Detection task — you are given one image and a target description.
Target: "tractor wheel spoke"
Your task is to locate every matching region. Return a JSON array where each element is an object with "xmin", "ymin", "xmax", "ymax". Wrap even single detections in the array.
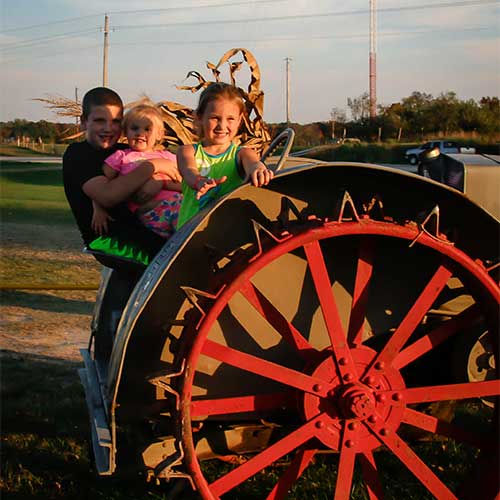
[
  {"xmin": 239, "ymin": 280, "xmax": 316, "ymax": 360},
  {"xmin": 394, "ymin": 304, "xmax": 480, "ymax": 369},
  {"xmin": 359, "ymin": 452, "xmax": 384, "ymax": 500},
  {"xmin": 371, "ymin": 426, "xmax": 458, "ymax": 499},
  {"xmin": 347, "ymin": 239, "xmax": 375, "ymax": 346},
  {"xmin": 209, "ymin": 416, "xmax": 320, "ymax": 496},
  {"xmin": 334, "ymin": 442, "xmax": 357, "ymax": 500},
  {"xmin": 303, "ymin": 240, "xmax": 356, "ymax": 376},
  {"xmin": 266, "ymin": 449, "xmax": 316, "ymax": 500},
  {"xmin": 191, "ymin": 391, "xmax": 296, "ymax": 418},
  {"xmin": 402, "ymin": 407, "xmax": 488, "ymax": 449},
  {"xmin": 368, "ymin": 264, "xmax": 452, "ymax": 372},
  {"xmin": 395, "ymin": 379, "xmax": 500, "ymax": 404},
  {"xmin": 202, "ymin": 339, "xmax": 330, "ymax": 396}
]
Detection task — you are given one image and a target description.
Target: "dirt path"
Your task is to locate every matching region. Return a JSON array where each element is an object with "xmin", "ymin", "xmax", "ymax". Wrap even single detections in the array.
[{"xmin": 0, "ymin": 222, "xmax": 100, "ymax": 363}]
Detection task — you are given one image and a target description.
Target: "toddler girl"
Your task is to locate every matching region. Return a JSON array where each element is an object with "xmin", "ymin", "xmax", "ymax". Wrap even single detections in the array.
[
  {"xmin": 176, "ymin": 82, "xmax": 273, "ymax": 228},
  {"xmin": 93, "ymin": 104, "xmax": 182, "ymax": 239}
]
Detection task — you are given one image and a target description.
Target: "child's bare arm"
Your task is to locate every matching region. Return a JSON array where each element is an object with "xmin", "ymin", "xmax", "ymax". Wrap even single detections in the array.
[
  {"xmin": 177, "ymin": 145, "xmax": 226, "ymax": 199},
  {"xmin": 83, "ymin": 162, "xmax": 154, "ymax": 208},
  {"xmin": 239, "ymin": 148, "xmax": 274, "ymax": 187},
  {"xmin": 149, "ymin": 158, "xmax": 182, "ymax": 182},
  {"xmin": 91, "ymin": 200, "xmax": 114, "ymax": 235}
]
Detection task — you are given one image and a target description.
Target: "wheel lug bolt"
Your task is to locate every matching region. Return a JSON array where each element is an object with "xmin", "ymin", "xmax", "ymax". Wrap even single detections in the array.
[
  {"xmin": 313, "ymin": 384, "xmax": 322, "ymax": 392},
  {"xmin": 315, "ymin": 421, "xmax": 324, "ymax": 429},
  {"xmin": 392, "ymin": 392, "xmax": 403, "ymax": 402},
  {"xmin": 368, "ymin": 415, "xmax": 377, "ymax": 423},
  {"xmin": 380, "ymin": 428, "xmax": 389, "ymax": 436},
  {"xmin": 347, "ymin": 422, "xmax": 358, "ymax": 430},
  {"xmin": 374, "ymin": 361, "xmax": 385, "ymax": 370},
  {"xmin": 345, "ymin": 440, "xmax": 354, "ymax": 448},
  {"xmin": 365, "ymin": 376, "xmax": 377, "ymax": 386},
  {"xmin": 328, "ymin": 389, "xmax": 335, "ymax": 397},
  {"xmin": 375, "ymin": 393, "xmax": 386, "ymax": 403},
  {"xmin": 343, "ymin": 373, "xmax": 353, "ymax": 382},
  {"xmin": 338, "ymin": 357, "xmax": 347, "ymax": 365}
]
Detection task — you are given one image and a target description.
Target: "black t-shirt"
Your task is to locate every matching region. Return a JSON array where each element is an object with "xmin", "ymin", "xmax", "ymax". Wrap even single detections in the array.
[
  {"xmin": 63, "ymin": 141, "xmax": 128, "ymax": 245},
  {"xmin": 62, "ymin": 141, "xmax": 163, "ymax": 256}
]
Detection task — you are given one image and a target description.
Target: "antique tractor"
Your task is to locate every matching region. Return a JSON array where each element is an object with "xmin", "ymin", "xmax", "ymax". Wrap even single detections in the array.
[{"xmin": 79, "ymin": 129, "xmax": 499, "ymax": 499}]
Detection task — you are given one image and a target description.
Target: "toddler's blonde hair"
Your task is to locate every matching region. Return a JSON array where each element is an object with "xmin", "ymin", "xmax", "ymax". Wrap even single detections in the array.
[{"xmin": 123, "ymin": 104, "xmax": 164, "ymax": 144}]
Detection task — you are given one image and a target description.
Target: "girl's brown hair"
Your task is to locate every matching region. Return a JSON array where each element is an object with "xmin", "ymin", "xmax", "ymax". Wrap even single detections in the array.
[{"xmin": 196, "ymin": 82, "xmax": 245, "ymax": 117}]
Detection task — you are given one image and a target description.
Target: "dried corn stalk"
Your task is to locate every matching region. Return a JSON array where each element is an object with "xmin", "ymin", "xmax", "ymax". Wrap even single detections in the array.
[{"xmin": 35, "ymin": 48, "xmax": 270, "ymax": 153}]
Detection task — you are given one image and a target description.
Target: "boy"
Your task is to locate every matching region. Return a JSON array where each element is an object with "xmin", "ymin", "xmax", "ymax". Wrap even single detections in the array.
[{"xmin": 63, "ymin": 87, "xmax": 180, "ymax": 269}]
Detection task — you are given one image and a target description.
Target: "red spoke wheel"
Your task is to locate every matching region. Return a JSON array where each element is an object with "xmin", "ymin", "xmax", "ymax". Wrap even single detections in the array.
[{"xmin": 177, "ymin": 218, "xmax": 499, "ymax": 499}]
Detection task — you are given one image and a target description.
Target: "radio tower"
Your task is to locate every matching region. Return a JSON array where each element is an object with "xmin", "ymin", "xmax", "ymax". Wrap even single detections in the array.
[{"xmin": 369, "ymin": 0, "xmax": 377, "ymax": 118}]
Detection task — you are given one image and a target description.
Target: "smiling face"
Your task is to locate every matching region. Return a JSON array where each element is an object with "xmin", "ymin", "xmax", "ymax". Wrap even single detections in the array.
[
  {"xmin": 125, "ymin": 117, "xmax": 160, "ymax": 153},
  {"xmin": 81, "ymin": 104, "xmax": 122, "ymax": 150},
  {"xmin": 198, "ymin": 98, "xmax": 242, "ymax": 152}
]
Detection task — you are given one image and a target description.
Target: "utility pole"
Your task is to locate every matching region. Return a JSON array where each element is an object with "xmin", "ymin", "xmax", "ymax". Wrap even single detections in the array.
[
  {"xmin": 75, "ymin": 87, "xmax": 79, "ymax": 125},
  {"xmin": 285, "ymin": 57, "xmax": 291, "ymax": 123},
  {"xmin": 369, "ymin": 0, "xmax": 377, "ymax": 118},
  {"xmin": 103, "ymin": 14, "xmax": 109, "ymax": 87}
]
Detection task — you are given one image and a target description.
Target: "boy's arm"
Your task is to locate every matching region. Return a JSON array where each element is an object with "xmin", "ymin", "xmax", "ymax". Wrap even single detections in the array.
[
  {"xmin": 83, "ymin": 162, "xmax": 154, "ymax": 208},
  {"xmin": 103, "ymin": 163, "xmax": 119, "ymax": 179},
  {"xmin": 239, "ymin": 148, "xmax": 274, "ymax": 187},
  {"xmin": 177, "ymin": 145, "xmax": 226, "ymax": 199}
]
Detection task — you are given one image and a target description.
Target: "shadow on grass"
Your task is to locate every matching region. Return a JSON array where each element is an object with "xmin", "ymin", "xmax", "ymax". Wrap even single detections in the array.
[
  {"xmin": 0, "ymin": 351, "xmax": 181, "ymax": 500},
  {"xmin": 0, "ymin": 290, "xmax": 93, "ymax": 315}
]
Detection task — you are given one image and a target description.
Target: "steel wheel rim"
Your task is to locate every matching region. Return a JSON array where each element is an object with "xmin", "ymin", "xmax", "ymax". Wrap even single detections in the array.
[{"xmin": 178, "ymin": 220, "xmax": 499, "ymax": 499}]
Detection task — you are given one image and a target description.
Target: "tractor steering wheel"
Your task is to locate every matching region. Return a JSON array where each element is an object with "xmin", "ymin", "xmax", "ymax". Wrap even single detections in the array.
[{"xmin": 261, "ymin": 128, "xmax": 295, "ymax": 173}]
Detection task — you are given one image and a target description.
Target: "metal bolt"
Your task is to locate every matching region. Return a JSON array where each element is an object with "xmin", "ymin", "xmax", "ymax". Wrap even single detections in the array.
[
  {"xmin": 375, "ymin": 393, "xmax": 386, "ymax": 403},
  {"xmin": 338, "ymin": 357, "xmax": 347, "ymax": 366},
  {"xmin": 374, "ymin": 361, "xmax": 385, "ymax": 370},
  {"xmin": 365, "ymin": 376, "xmax": 377, "ymax": 386},
  {"xmin": 392, "ymin": 392, "xmax": 403, "ymax": 402},
  {"xmin": 347, "ymin": 421, "xmax": 358, "ymax": 431},
  {"xmin": 345, "ymin": 440, "xmax": 354, "ymax": 448},
  {"xmin": 368, "ymin": 415, "xmax": 377, "ymax": 423},
  {"xmin": 380, "ymin": 428, "xmax": 389, "ymax": 436},
  {"xmin": 315, "ymin": 421, "xmax": 325, "ymax": 429},
  {"xmin": 313, "ymin": 384, "xmax": 322, "ymax": 392},
  {"xmin": 343, "ymin": 373, "xmax": 353, "ymax": 382},
  {"xmin": 328, "ymin": 389, "xmax": 336, "ymax": 398}
]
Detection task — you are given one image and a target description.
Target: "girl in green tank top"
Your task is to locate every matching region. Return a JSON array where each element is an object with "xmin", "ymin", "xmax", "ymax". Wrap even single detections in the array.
[{"xmin": 176, "ymin": 82, "xmax": 274, "ymax": 228}]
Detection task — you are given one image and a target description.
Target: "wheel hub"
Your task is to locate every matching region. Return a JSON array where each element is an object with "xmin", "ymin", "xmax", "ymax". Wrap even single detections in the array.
[{"xmin": 303, "ymin": 345, "xmax": 406, "ymax": 451}]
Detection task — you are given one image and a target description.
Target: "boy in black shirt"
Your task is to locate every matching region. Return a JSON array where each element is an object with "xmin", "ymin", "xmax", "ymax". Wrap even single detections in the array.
[{"xmin": 63, "ymin": 87, "xmax": 180, "ymax": 269}]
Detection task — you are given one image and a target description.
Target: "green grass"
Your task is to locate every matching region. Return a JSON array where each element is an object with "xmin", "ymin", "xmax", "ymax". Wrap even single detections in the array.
[{"xmin": 0, "ymin": 164, "xmax": 73, "ymax": 225}]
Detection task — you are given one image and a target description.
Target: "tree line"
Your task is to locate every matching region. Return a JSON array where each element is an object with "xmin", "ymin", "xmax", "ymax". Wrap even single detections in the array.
[
  {"xmin": 272, "ymin": 91, "xmax": 499, "ymax": 148},
  {"xmin": 2, "ymin": 90, "xmax": 498, "ymax": 148},
  {"xmin": 0, "ymin": 119, "xmax": 78, "ymax": 143}
]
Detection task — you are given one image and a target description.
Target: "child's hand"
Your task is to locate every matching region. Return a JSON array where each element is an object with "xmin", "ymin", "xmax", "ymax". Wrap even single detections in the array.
[
  {"xmin": 249, "ymin": 162, "xmax": 274, "ymax": 187},
  {"xmin": 195, "ymin": 176, "xmax": 227, "ymax": 200},
  {"xmin": 91, "ymin": 201, "xmax": 114, "ymax": 235}
]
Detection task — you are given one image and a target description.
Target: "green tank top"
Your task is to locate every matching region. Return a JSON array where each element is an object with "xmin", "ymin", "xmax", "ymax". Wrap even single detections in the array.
[{"xmin": 177, "ymin": 142, "xmax": 243, "ymax": 228}]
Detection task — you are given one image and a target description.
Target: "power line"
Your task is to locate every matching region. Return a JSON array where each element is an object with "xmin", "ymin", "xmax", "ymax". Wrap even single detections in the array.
[
  {"xmin": 113, "ymin": 0, "xmax": 499, "ymax": 31},
  {"xmin": 0, "ymin": 28, "xmax": 100, "ymax": 53},
  {"xmin": 4, "ymin": 25, "xmax": 494, "ymax": 64},
  {"xmin": 0, "ymin": 0, "xmax": 285, "ymax": 34}
]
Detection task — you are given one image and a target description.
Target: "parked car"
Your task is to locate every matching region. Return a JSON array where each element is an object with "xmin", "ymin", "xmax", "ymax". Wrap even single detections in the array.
[{"xmin": 405, "ymin": 140, "xmax": 460, "ymax": 165}]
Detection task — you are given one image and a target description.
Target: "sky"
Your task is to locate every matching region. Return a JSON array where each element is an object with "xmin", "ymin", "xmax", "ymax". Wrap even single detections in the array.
[{"xmin": 1, "ymin": 0, "xmax": 499, "ymax": 124}]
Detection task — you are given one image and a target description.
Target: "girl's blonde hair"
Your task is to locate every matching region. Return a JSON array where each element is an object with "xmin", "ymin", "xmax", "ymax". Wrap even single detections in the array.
[{"xmin": 123, "ymin": 104, "xmax": 164, "ymax": 144}]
